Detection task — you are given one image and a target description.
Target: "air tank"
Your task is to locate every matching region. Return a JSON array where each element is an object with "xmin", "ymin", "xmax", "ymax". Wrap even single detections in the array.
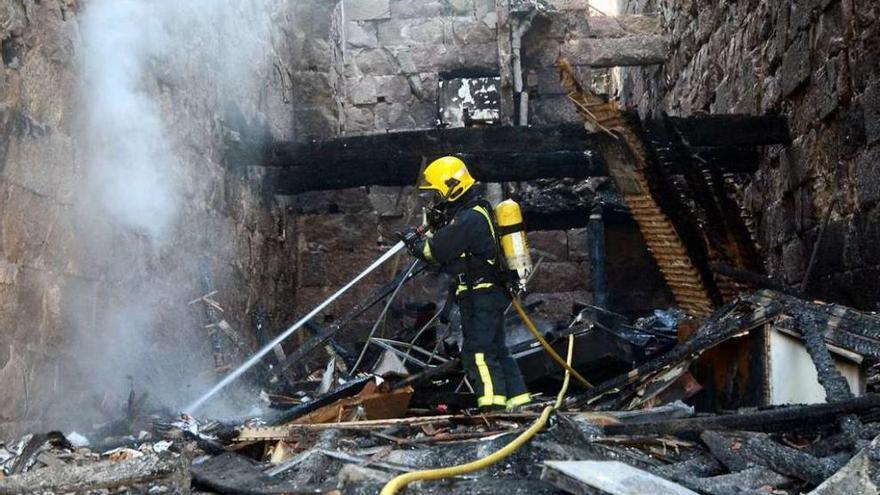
[{"xmin": 494, "ymin": 199, "xmax": 533, "ymax": 292}]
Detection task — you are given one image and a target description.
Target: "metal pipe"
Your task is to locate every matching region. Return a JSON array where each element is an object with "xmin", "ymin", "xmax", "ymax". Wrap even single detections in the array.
[
  {"xmin": 184, "ymin": 241, "xmax": 406, "ymax": 414},
  {"xmin": 369, "ymin": 339, "xmax": 432, "ymax": 368},
  {"xmin": 510, "ymin": 12, "xmax": 536, "ymax": 127},
  {"xmin": 401, "ymin": 305, "xmax": 444, "ymax": 366},
  {"xmin": 350, "ymin": 259, "xmax": 419, "ymax": 374},
  {"xmin": 374, "ymin": 338, "xmax": 449, "ymax": 363},
  {"xmin": 588, "ymin": 205, "xmax": 607, "ymax": 309}
]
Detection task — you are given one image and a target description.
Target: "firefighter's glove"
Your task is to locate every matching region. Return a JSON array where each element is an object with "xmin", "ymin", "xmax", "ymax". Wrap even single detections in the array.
[
  {"xmin": 397, "ymin": 227, "xmax": 425, "ymax": 259},
  {"xmin": 425, "ymin": 205, "xmax": 448, "ymax": 231}
]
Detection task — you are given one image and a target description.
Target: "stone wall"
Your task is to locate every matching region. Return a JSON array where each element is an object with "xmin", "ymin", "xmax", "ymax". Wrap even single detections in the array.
[
  {"xmin": 339, "ymin": 0, "xmax": 500, "ymax": 134},
  {"xmin": 0, "ymin": 1, "xmax": 299, "ymax": 438},
  {"xmin": 620, "ymin": 0, "xmax": 880, "ymax": 309},
  {"xmin": 523, "ymin": 0, "xmax": 606, "ymax": 126},
  {"xmin": 285, "ymin": 0, "xmax": 674, "ymax": 332}
]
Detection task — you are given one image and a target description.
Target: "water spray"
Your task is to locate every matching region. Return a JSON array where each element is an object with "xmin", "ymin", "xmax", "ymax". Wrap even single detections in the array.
[{"xmin": 184, "ymin": 241, "xmax": 406, "ymax": 414}]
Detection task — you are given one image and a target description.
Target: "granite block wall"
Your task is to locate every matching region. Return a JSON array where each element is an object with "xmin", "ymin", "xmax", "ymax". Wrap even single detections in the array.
[
  {"xmin": 286, "ymin": 0, "xmax": 674, "ymax": 330},
  {"xmin": 620, "ymin": 0, "xmax": 880, "ymax": 309},
  {"xmin": 0, "ymin": 0, "xmax": 300, "ymax": 438}
]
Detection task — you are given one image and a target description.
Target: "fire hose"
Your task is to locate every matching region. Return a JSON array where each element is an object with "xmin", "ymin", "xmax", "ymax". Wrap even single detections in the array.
[
  {"xmin": 186, "ymin": 238, "xmax": 593, "ymax": 415},
  {"xmin": 380, "ymin": 332, "xmax": 576, "ymax": 495},
  {"xmin": 509, "ymin": 295, "xmax": 594, "ymax": 389},
  {"xmin": 184, "ymin": 241, "xmax": 407, "ymax": 414}
]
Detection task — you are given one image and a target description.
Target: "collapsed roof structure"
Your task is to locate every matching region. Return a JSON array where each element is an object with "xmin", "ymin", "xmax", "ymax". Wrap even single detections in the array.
[{"xmin": 2, "ymin": 0, "xmax": 879, "ymax": 494}]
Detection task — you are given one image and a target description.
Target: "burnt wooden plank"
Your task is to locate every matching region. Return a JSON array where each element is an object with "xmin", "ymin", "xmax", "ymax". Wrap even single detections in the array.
[
  {"xmin": 190, "ymin": 452, "xmax": 323, "ymax": 494},
  {"xmin": 266, "ymin": 124, "xmax": 598, "ymax": 166},
  {"xmin": 0, "ymin": 455, "xmax": 186, "ymax": 494},
  {"xmin": 262, "ymin": 119, "xmax": 781, "ymax": 194},
  {"xmin": 605, "ymin": 394, "xmax": 880, "ymax": 436},
  {"xmin": 701, "ymin": 431, "xmax": 847, "ymax": 486},
  {"xmin": 268, "ymin": 149, "xmax": 607, "ymax": 194},
  {"xmin": 669, "ymin": 114, "xmax": 791, "ymax": 147}
]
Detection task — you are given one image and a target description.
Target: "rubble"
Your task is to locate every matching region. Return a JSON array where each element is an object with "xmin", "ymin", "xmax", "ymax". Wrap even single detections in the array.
[
  {"xmin": 2, "ymin": 287, "xmax": 879, "ymax": 494},
  {"xmin": 3, "ymin": 0, "xmax": 878, "ymax": 493}
]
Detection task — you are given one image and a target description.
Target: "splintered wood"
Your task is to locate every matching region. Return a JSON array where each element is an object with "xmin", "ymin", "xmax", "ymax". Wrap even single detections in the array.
[{"xmin": 556, "ymin": 58, "xmax": 715, "ymax": 316}]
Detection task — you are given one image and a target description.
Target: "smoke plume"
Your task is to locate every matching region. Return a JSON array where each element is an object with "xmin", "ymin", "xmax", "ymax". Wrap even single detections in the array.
[{"xmin": 62, "ymin": 0, "xmax": 277, "ymax": 427}]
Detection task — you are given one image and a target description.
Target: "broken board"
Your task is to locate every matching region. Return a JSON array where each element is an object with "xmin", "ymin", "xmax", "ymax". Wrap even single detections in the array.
[
  {"xmin": 541, "ymin": 460, "xmax": 698, "ymax": 495},
  {"xmin": 191, "ymin": 452, "xmax": 323, "ymax": 494}
]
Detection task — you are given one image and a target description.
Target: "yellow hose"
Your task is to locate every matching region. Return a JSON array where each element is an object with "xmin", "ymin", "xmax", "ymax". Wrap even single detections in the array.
[
  {"xmin": 510, "ymin": 296, "xmax": 594, "ymax": 389},
  {"xmin": 380, "ymin": 334, "xmax": 576, "ymax": 495}
]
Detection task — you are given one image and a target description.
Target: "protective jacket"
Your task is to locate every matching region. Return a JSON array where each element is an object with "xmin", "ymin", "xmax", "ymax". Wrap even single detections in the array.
[
  {"xmin": 419, "ymin": 195, "xmax": 502, "ymax": 296},
  {"xmin": 415, "ymin": 192, "xmax": 530, "ymax": 409}
]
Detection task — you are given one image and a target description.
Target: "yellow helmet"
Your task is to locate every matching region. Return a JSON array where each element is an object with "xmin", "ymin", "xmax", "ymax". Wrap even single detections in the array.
[{"xmin": 418, "ymin": 156, "xmax": 475, "ymax": 202}]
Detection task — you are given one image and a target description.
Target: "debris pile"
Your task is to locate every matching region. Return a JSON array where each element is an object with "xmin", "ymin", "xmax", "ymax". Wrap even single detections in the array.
[{"xmin": 2, "ymin": 289, "xmax": 880, "ymax": 494}]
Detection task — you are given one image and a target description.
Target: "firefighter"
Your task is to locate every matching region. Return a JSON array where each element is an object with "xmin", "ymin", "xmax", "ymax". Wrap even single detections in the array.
[{"xmin": 400, "ymin": 156, "xmax": 531, "ymax": 411}]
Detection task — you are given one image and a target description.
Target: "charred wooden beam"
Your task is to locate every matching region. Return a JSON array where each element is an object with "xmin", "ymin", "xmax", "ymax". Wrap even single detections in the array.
[
  {"xmin": 268, "ymin": 151, "xmax": 603, "ymax": 194},
  {"xmin": 0, "ymin": 455, "xmax": 187, "ymax": 494},
  {"xmin": 263, "ymin": 120, "xmax": 781, "ymax": 195},
  {"xmin": 522, "ymin": 203, "xmax": 631, "ymax": 231},
  {"xmin": 702, "ymin": 430, "xmax": 847, "ymax": 486},
  {"xmin": 266, "ymin": 127, "xmax": 607, "ymax": 194},
  {"xmin": 797, "ymin": 316, "xmax": 867, "ymax": 444},
  {"xmin": 191, "ymin": 452, "xmax": 322, "ymax": 494},
  {"xmin": 766, "ymin": 291, "xmax": 880, "ymax": 360},
  {"xmin": 668, "ymin": 114, "xmax": 791, "ymax": 147},
  {"xmin": 267, "ymin": 124, "xmax": 598, "ymax": 166},
  {"xmin": 604, "ymin": 394, "xmax": 880, "ymax": 437}
]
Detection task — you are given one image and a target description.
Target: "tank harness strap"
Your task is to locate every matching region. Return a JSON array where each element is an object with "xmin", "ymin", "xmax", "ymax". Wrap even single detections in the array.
[
  {"xmin": 457, "ymin": 204, "xmax": 500, "ymax": 296},
  {"xmin": 496, "ymin": 222, "xmax": 524, "ymax": 237}
]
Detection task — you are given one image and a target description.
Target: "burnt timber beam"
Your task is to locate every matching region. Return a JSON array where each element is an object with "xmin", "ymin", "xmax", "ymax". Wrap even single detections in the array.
[
  {"xmin": 263, "ymin": 118, "xmax": 788, "ymax": 195},
  {"xmin": 668, "ymin": 114, "xmax": 792, "ymax": 147},
  {"xmin": 604, "ymin": 393, "xmax": 880, "ymax": 436},
  {"xmin": 268, "ymin": 150, "xmax": 605, "ymax": 195},
  {"xmin": 267, "ymin": 124, "xmax": 598, "ymax": 165},
  {"xmin": 522, "ymin": 203, "xmax": 631, "ymax": 231},
  {"xmin": 265, "ymin": 125, "xmax": 607, "ymax": 195}
]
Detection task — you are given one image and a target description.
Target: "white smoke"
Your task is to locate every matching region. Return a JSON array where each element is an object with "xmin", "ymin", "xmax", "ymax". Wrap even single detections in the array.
[
  {"xmin": 64, "ymin": 0, "xmax": 278, "ymax": 425},
  {"xmin": 81, "ymin": 2, "xmax": 177, "ymax": 239},
  {"xmin": 81, "ymin": 0, "xmax": 274, "ymax": 239}
]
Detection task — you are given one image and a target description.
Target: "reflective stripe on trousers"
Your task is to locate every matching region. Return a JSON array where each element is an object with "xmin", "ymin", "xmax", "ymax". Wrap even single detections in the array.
[
  {"xmin": 506, "ymin": 392, "xmax": 532, "ymax": 408},
  {"xmin": 474, "ymin": 352, "xmax": 495, "ymax": 405}
]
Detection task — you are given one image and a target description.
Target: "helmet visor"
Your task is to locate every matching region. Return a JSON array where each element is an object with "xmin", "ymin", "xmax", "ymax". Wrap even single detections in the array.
[{"xmin": 419, "ymin": 189, "xmax": 446, "ymax": 207}]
